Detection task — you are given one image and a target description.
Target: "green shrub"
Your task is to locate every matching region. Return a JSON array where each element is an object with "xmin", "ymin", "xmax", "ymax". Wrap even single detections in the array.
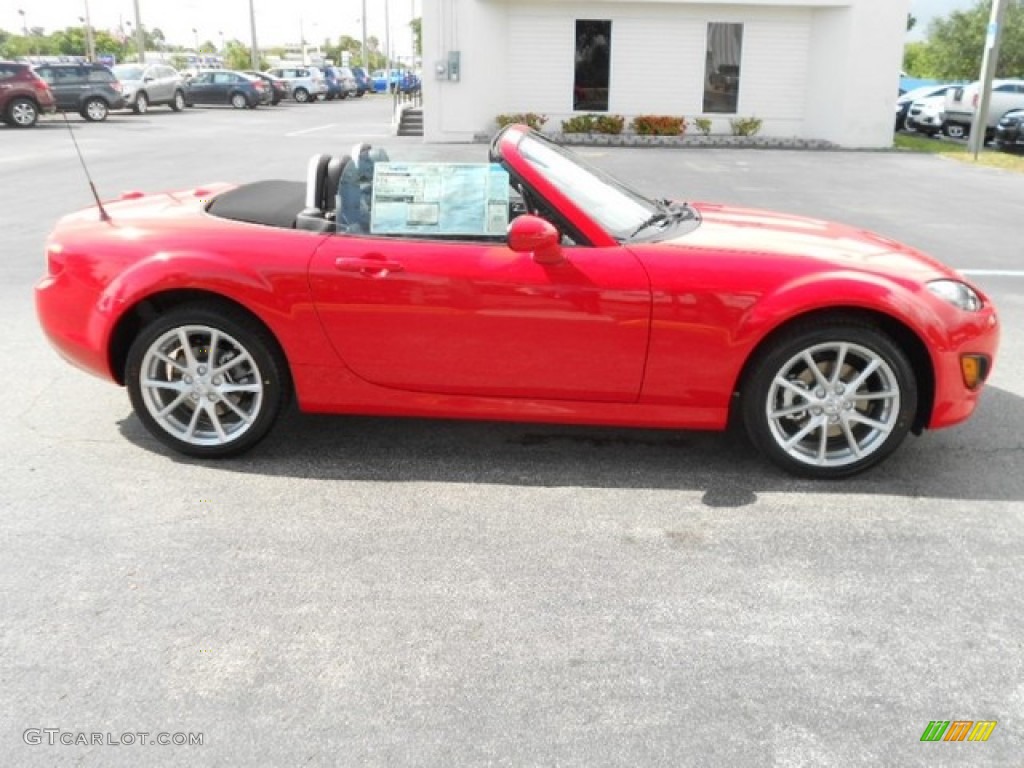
[
  {"xmin": 630, "ymin": 115, "xmax": 687, "ymax": 136},
  {"xmin": 729, "ymin": 116, "xmax": 763, "ymax": 137},
  {"xmin": 561, "ymin": 113, "xmax": 625, "ymax": 134},
  {"xmin": 495, "ymin": 113, "xmax": 548, "ymax": 130},
  {"xmin": 694, "ymin": 118, "xmax": 713, "ymax": 136}
]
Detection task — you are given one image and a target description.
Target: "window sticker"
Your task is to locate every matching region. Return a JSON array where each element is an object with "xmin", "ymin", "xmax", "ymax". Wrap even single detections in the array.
[{"xmin": 370, "ymin": 163, "xmax": 510, "ymax": 236}]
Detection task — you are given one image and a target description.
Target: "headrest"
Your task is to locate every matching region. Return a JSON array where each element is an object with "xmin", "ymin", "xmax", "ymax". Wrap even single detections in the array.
[
  {"xmin": 304, "ymin": 154, "xmax": 331, "ymax": 210},
  {"xmin": 323, "ymin": 155, "xmax": 349, "ymax": 211}
]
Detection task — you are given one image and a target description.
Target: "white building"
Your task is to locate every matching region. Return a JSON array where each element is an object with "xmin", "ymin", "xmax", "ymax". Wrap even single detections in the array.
[{"xmin": 422, "ymin": 0, "xmax": 910, "ymax": 147}]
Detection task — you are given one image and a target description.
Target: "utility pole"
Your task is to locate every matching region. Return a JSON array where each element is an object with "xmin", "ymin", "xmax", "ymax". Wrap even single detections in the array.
[
  {"xmin": 132, "ymin": 0, "xmax": 145, "ymax": 63},
  {"xmin": 249, "ymin": 0, "xmax": 260, "ymax": 69},
  {"xmin": 83, "ymin": 0, "xmax": 96, "ymax": 61},
  {"xmin": 968, "ymin": 0, "xmax": 1010, "ymax": 158},
  {"xmin": 385, "ymin": 0, "xmax": 391, "ymax": 72},
  {"xmin": 361, "ymin": 0, "xmax": 367, "ymax": 69}
]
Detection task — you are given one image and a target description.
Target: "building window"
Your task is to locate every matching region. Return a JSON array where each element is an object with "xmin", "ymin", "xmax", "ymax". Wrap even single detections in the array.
[
  {"xmin": 574, "ymin": 20, "xmax": 611, "ymax": 112},
  {"xmin": 703, "ymin": 22, "xmax": 743, "ymax": 114}
]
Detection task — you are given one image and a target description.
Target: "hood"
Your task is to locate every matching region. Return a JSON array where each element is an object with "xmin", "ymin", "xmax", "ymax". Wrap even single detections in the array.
[{"xmin": 666, "ymin": 203, "xmax": 953, "ymax": 282}]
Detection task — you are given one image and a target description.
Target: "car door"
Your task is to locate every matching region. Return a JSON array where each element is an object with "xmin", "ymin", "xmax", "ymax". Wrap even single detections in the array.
[
  {"xmin": 187, "ymin": 72, "xmax": 215, "ymax": 104},
  {"xmin": 308, "ymin": 232, "xmax": 651, "ymax": 403},
  {"xmin": 148, "ymin": 66, "xmax": 170, "ymax": 103},
  {"xmin": 35, "ymin": 67, "xmax": 76, "ymax": 110}
]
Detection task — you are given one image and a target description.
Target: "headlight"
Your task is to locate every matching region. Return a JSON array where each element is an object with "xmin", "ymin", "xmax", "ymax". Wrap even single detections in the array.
[{"xmin": 927, "ymin": 280, "xmax": 983, "ymax": 311}]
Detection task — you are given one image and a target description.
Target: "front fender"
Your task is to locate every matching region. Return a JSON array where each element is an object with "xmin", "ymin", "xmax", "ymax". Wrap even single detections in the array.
[{"xmin": 735, "ymin": 270, "xmax": 946, "ymax": 354}]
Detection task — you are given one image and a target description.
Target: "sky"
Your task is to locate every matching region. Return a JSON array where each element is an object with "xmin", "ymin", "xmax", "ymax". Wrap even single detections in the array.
[
  {"xmin": 1, "ymin": 0, "xmax": 421, "ymax": 55},
  {"xmin": 1, "ymin": 0, "xmax": 974, "ymax": 51}
]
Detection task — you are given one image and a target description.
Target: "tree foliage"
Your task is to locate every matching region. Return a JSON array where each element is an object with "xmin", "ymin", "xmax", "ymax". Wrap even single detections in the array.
[{"xmin": 918, "ymin": 0, "xmax": 1024, "ymax": 79}]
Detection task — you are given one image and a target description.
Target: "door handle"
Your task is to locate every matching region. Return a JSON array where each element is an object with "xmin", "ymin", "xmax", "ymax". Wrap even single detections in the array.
[{"xmin": 334, "ymin": 257, "xmax": 404, "ymax": 276}]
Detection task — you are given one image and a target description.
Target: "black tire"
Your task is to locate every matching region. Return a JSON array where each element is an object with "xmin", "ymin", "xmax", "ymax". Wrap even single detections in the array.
[
  {"xmin": 171, "ymin": 90, "xmax": 186, "ymax": 112},
  {"xmin": 943, "ymin": 122, "xmax": 968, "ymax": 140},
  {"xmin": 125, "ymin": 305, "xmax": 289, "ymax": 458},
  {"xmin": 741, "ymin": 321, "xmax": 917, "ymax": 478},
  {"xmin": 230, "ymin": 92, "xmax": 248, "ymax": 109},
  {"xmin": 81, "ymin": 97, "xmax": 109, "ymax": 122},
  {"xmin": 293, "ymin": 87, "xmax": 310, "ymax": 103},
  {"xmin": 133, "ymin": 91, "xmax": 149, "ymax": 114},
  {"xmin": 5, "ymin": 96, "xmax": 39, "ymax": 127}
]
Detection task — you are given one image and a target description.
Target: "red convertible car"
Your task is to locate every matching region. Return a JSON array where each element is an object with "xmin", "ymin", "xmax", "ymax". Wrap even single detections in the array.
[{"xmin": 36, "ymin": 126, "xmax": 999, "ymax": 477}]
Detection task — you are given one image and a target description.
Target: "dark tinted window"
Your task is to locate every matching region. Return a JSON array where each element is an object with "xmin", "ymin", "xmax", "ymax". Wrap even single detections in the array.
[
  {"xmin": 0, "ymin": 64, "xmax": 16, "ymax": 79},
  {"xmin": 87, "ymin": 68, "xmax": 115, "ymax": 83},
  {"xmin": 573, "ymin": 20, "xmax": 611, "ymax": 112},
  {"xmin": 704, "ymin": 22, "xmax": 744, "ymax": 114}
]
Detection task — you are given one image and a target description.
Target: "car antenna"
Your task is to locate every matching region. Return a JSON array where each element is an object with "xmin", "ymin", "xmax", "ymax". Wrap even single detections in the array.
[{"xmin": 62, "ymin": 111, "xmax": 110, "ymax": 222}]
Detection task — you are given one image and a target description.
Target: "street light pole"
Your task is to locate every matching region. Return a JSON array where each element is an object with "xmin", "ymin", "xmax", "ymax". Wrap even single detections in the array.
[
  {"xmin": 361, "ymin": 0, "xmax": 368, "ymax": 68},
  {"xmin": 83, "ymin": 0, "xmax": 96, "ymax": 61},
  {"xmin": 248, "ymin": 0, "xmax": 260, "ymax": 70},
  {"xmin": 968, "ymin": 0, "xmax": 1010, "ymax": 158},
  {"xmin": 132, "ymin": 0, "xmax": 145, "ymax": 63}
]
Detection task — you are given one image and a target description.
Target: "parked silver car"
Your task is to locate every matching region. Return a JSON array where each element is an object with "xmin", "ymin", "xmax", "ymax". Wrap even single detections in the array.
[{"xmin": 112, "ymin": 63, "xmax": 186, "ymax": 114}]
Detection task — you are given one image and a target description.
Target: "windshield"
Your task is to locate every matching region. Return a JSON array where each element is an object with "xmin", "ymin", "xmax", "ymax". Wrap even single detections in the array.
[
  {"xmin": 515, "ymin": 134, "xmax": 657, "ymax": 240},
  {"xmin": 113, "ymin": 65, "xmax": 144, "ymax": 80}
]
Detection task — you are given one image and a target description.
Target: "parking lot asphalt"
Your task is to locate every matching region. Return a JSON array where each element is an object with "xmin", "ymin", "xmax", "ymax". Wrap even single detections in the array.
[{"xmin": 1, "ymin": 96, "xmax": 1022, "ymax": 767}]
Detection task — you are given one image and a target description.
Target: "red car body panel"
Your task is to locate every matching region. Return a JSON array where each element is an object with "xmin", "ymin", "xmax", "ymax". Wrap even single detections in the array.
[{"xmin": 36, "ymin": 128, "xmax": 999, "ymax": 440}]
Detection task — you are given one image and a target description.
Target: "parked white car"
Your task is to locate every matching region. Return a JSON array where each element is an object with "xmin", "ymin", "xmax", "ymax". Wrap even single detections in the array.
[
  {"xmin": 905, "ymin": 94, "xmax": 948, "ymax": 137},
  {"xmin": 895, "ymin": 84, "xmax": 956, "ymax": 132},
  {"xmin": 265, "ymin": 66, "xmax": 328, "ymax": 103},
  {"xmin": 943, "ymin": 79, "xmax": 1024, "ymax": 139}
]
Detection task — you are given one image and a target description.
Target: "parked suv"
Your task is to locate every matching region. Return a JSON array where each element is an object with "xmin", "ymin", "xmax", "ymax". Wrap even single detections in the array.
[
  {"xmin": 943, "ymin": 79, "xmax": 1024, "ymax": 140},
  {"xmin": 323, "ymin": 66, "xmax": 357, "ymax": 100},
  {"xmin": 33, "ymin": 62, "xmax": 124, "ymax": 122},
  {"xmin": 265, "ymin": 66, "xmax": 327, "ymax": 103},
  {"xmin": 112, "ymin": 63, "xmax": 186, "ymax": 114},
  {"xmin": 350, "ymin": 66, "xmax": 371, "ymax": 97},
  {"xmin": 0, "ymin": 61, "xmax": 57, "ymax": 127}
]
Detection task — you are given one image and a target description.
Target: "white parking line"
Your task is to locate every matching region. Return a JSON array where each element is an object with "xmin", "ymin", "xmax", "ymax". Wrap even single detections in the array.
[
  {"xmin": 959, "ymin": 270, "xmax": 1024, "ymax": 277},
  {"xmin": 285, "ymin": 123, "xmax": 341, "ymax": 137}
]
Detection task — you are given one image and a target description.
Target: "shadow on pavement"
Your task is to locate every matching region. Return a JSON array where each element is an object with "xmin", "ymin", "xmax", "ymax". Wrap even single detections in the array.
[{"xmin": 117, "ymin": 384, "xmax": 1023, "ymax": 506}]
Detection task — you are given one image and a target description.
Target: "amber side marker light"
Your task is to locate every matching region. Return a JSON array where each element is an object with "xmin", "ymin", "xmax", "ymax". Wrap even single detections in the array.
[{"xmin": 961, "ymin": 355, "xmax": 990, "ymax": 390}]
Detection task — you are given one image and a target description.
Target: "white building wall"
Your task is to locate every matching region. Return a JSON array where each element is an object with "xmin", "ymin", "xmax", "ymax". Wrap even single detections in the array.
[{"xmin": 422, "ymin": 0, "xmax": 909, "ymax": 148}]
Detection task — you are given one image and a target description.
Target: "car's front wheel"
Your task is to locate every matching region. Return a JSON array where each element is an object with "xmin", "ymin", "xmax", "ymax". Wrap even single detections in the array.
[
  {"xmin": 133, "ymin": 92, "xmax": 148, "ymax": 114},
  {"xmin": 742, "ymin": 322, "xmax": 917, "ymax": 478},
  {"xmin": 82, "ymin": 97, "xmax": 109, "ymax": 122},
  {"xmin": 125, "ymin": 306, "xmax": 288, "ymax": 458},
  {"xmin": 171, "ymin": 90, "xmax": 186, "ymax": 112},
  {"xmin": 293, "ymin": 87, "xmax": 310, "ymax": 103}
]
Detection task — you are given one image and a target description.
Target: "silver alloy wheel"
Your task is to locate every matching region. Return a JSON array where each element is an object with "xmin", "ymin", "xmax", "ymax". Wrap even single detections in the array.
[
  {"xmin": 9, "ymin": 98, "xmax": 38, "ymax": 127},
  {"xmin": 138, "ymin": 324, "xmax": 264, "ymax": 447},
  {"xmin": 85, "ymin": 98, "xmax": 108, "ymax": 121},
  {"xmin": 294, "ymin": 87, "xmax": 309, "ymax": 103},
  {"xmin": 172, "ymin": 90, "xmax": 185, "ymax": 111},
  {"xmin": 134, "ymin": 92, "xmax": 148, "ymax": 114},
  {"xmin": 764, "ymin": 341, "xmax": 900, "ymax": 469},
  {"xmin": 231, "ymin": 92, "xmax": 247, "ymax": 109}
]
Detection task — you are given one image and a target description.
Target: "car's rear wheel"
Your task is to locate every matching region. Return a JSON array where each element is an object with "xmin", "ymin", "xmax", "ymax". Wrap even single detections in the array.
[
  {"xmin": 293, "ymin": 87, "xmax": 310, "ymax": 103},
  {"xmin": 171, "ymin": 90, "xmax": 186, "ymax": 111},
  {"xmin": 230, "ymin": 92, "xmax": 248, "ymax": 109},
  {"xmin": 82, "ymin": 97, "xmax": 109, "ymax": 122},
  {"xmin": 742, "ymin": 322, "xmax": 917, "ymax": 478},
  {"xmin": 6, "ymin": 97, "xmax": 39, "ymax": 127},
  {"xmin": 133, "ymin": 92, "xmax": 149, "ymax": 114},
  {"xmin": 126, "ymin": 306, "xmax": 288, "ymax": 458}
]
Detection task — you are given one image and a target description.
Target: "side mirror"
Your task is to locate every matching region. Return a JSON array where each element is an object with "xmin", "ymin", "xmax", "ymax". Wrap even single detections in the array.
[{"xmin": 507, "ymin": 214, "xmax": 563, "ymax": 265}]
